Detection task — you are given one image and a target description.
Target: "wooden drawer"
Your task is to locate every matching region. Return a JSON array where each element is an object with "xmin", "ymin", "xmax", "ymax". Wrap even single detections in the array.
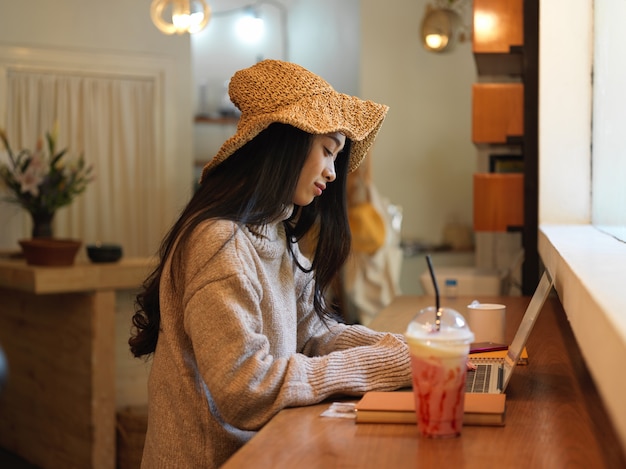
[
  {"xmin": 473, "ymin": 0, "xmax": 523, "ymax": 53},
  {"xmin": 473, "ymin": 0, "xmax": 524, "ymax": 75},
  {"xmin": 472, "ymin": 83, "xmax": 524, "ymax": 144},
  {"xmin": 473, "ymin": 173, "xmax": 524, "ymax": 232}
]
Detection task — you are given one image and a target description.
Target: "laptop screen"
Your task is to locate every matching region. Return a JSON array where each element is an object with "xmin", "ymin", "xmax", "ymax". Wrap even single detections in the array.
[{"xmin": 502, "ymin": 270, "xmax": 555, "ymax": 390}]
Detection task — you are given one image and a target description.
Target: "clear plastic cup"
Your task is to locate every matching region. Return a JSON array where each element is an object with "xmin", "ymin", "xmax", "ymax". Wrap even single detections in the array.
[{"xmin": 404, "ymin": 306, "xmax": 475, "ymax": 438}]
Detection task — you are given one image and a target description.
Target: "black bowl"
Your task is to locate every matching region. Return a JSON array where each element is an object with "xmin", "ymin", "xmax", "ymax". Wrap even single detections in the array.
[{"xmin": 86, "ymin": 243, "xmax": 123, "ymax": 263}]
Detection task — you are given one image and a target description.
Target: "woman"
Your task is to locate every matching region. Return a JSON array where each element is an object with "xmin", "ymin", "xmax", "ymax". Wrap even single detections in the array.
[{"xmin": 129, "ymin": 60, "xmax": 412, "ymax": 468}]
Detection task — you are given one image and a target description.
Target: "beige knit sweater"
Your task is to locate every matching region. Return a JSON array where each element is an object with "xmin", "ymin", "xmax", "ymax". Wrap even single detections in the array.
[{"xmin": 141, "ymin": 214, "xmax": 412, "ymax": 468}]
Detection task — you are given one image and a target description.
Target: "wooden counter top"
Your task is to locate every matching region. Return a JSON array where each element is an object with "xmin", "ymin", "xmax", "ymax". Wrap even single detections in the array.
[
  {"xmin": 0, "ymin": 255, "xmax": 156, "ymax": 468},
  {"xmin": 0, "ymin": 257, "xmax": 155, "ymax": 294},
  {"xmin": 223, "ymin": 295, "xmax": 626, "ymax": 468}
]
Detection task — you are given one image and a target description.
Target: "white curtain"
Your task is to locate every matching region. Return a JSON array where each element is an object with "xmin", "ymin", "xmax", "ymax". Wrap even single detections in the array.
[{"xmin": 4, "ymin": 69, "xmax": 168, "ymax": 257}]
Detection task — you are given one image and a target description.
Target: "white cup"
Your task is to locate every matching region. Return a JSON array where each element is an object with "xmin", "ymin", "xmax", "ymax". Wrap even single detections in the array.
[{"xmin": 467, "ymin": 302, "xmax": 506, "ymax": 344}]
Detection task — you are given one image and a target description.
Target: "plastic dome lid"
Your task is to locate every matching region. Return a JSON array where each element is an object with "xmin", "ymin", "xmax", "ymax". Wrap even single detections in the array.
[{"xmin": 405, "ymin": 306, "xmax": 474, "ymax": 343}]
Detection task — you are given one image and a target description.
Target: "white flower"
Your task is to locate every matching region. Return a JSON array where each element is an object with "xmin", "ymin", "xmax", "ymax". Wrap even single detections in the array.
[
  {"xmin": 16, "ymin": 154, "xmax": 48, "ymax": 196},
  {"xmin": 0, "ymin": 124, "xmax": 93, "ymax": 214}
]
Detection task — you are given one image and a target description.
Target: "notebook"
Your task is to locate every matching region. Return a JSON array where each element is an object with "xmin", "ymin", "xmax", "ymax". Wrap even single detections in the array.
[
  {"xmin": 466, "ymin": 270, "xmax": 554, "ymax": 394},
  {"xmin": 355, "ymin": 391, "xmax": 506, "ymax": 426}
]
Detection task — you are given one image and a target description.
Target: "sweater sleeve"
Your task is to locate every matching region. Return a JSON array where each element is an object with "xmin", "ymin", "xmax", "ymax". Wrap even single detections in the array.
[
  {"xmin": 179, "ymin": 223, "xmax": 412, "ymax": 433},
  {"xmin": 294, "ymin": 266, "xmax": 408, "ymax": 356}
]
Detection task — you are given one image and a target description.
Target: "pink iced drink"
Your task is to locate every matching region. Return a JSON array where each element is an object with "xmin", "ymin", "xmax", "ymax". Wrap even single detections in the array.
[{"xmin": 405, "ymin": 307, "xmax": 474, "ymax": 438}]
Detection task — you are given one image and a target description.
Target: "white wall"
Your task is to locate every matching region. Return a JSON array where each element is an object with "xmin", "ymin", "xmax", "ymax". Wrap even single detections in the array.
[{"xmin": 361, "ymin": 0, "xmax": 477, "ymax": 247}]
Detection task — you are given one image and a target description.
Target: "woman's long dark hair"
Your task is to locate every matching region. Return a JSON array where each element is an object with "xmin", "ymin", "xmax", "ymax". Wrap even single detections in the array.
[{"xmin": 129, "ymin": 123, "xmax": 352, "ymax": 358}]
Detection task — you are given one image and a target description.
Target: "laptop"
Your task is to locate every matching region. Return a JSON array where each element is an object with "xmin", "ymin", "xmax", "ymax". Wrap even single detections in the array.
[{"xmin": 465, "ymin": 270, "xmax": 554, "ymax": 394}]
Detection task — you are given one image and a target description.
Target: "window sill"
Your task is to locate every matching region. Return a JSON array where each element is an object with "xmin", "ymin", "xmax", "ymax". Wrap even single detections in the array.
[{"xmin": 539, "ymin": 224, "xmax": 626, "ymax": 451}]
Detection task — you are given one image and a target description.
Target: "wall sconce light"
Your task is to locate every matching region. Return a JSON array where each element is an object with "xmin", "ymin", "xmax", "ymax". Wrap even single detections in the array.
[
  {"xmin": 151, "ymin": 0, "xmax": 211, "ymax": 35},
  {"xmin": 236, "ymin": 7, "xmax": 265, "ymax": 44},
  {"xmin": 211, "ymin": 1, "xmax": 290, "ymax": 61},
  {"xmin": 420, "ymin": 7, "xmax": 460, "ymax": 53}
]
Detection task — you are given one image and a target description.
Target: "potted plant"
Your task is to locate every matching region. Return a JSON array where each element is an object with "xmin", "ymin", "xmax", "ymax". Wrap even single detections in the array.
[{"xmin": 0, "ymin": 122, "xmax": 94, "ymax": 265}]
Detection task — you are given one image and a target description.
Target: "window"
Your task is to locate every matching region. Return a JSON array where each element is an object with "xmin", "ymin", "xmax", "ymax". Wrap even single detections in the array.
[
  {"xmin": 538, "ymin": 0, "xmax": 626, "ymax": 451},
  {"xmin": 592, "ymin": 0, "xmax": 626, "ymax": 242}
]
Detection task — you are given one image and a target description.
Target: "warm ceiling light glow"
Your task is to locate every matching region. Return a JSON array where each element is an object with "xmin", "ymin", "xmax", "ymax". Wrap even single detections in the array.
[
  {"xmin": 151, "ymin": 0, "xmax": 211, "ymax": 35},
  {"xmin": 236, "ymin": 9, "xmax": 265, "ymax": 44}
]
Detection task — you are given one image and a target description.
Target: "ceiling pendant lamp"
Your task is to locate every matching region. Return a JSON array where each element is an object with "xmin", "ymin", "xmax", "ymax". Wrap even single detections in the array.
[{"xmin": 151, "ymin": 0, "xmax": 211, "ymax": 35}]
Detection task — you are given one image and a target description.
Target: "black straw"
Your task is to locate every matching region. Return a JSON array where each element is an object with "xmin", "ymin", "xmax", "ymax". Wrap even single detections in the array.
[
  {"xmin": 426, "ymin": 255, "xmax": 440, "ymax": 310},
  {"xmin": 426, "ymin": 255, "xmax": 442, "ymax": 330}
]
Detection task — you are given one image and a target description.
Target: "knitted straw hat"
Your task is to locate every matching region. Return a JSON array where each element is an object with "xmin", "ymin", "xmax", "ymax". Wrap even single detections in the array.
[{"xmin": 200, "ymin": 60, "xmax": 389, "ymax": 181}]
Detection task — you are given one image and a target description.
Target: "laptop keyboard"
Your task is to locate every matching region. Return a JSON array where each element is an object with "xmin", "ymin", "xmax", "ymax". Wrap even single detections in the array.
[{"xmin": 466, "ymin": 364, "xmax": 491, "ymax": 393}]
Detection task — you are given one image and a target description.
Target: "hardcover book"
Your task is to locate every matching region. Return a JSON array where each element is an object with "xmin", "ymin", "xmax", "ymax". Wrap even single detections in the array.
[{"xmin": 355, "ymin": 391, "xmax": 506, "ymax": 426}]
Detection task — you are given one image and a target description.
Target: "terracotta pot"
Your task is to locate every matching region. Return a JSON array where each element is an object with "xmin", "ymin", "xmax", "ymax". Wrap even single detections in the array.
[{"xmin": 18, "ymin": 238, "xmax": 82, "ymax": 266}]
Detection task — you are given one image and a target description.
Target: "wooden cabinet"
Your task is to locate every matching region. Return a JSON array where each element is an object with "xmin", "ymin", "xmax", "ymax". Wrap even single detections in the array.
[
  {"xmin": 473, "ymin": 0, "xmax": 524, "ymax": 75},
  {"xmin": 0, "ymin": 258, "xmax": 154, "ymax": 469},
  {"xmin": 473, "ymin": 0, "xmax": 524, "ymax": 52},
  {"xmin": 471, "ymin": 1, "xmax": 538, "ymax": 294},
  {"xmin": 472, "ymin": 83, "xmax": 524, "ymax": 144},
  {"xmin": 473, "ymin": 173, "xmax": 524, "ymax": 232}
]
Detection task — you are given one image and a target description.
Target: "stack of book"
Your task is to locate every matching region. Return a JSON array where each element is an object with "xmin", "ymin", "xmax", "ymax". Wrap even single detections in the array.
[
  {"xmin": 355, "ymin": 391, "xmax": 506, "ymax": 426},
  {"xmin": 353, "ymin": 346, "xmax": 531, "ymax": 426}
]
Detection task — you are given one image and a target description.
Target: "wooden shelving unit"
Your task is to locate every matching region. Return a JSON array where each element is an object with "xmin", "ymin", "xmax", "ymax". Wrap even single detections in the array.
[
  {"xmin": 473, "ymin": 0, "xmax": 524, "ymax": 75},
  {"xmin": 472, "ymin": 83, "xmax": 524, "ymax": 144},
  {"xmin": 471, "ymin": 0, "xmax": 539, "ymax": 294}
]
